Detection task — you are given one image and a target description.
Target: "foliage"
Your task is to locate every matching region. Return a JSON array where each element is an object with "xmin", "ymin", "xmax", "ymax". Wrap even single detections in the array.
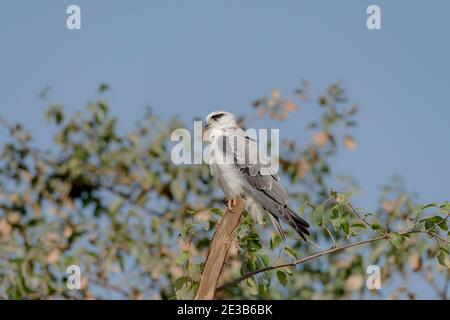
[{"xmin": 0, "ymin": 83, "xmax": 448, "ymax": 300}]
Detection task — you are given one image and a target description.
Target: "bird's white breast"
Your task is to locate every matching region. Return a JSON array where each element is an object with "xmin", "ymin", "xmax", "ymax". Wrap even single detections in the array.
[{"xmin": 210, "ymin": 134, "xmax": 245, "ymax": 198}]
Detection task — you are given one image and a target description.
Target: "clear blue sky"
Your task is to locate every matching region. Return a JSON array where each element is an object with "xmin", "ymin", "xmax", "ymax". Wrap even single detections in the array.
[{"xmin": 1, "ymin": 1, "xmax": 449, "ymax": 298}]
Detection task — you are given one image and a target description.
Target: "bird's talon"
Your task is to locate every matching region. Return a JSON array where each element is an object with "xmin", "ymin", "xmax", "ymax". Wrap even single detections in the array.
[{"xmin": 225, "ymin": 198, "xmax": 238, "ymax": 210}]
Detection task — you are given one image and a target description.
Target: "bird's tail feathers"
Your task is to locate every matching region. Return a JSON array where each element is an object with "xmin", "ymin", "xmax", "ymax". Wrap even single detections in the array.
[
  {"xmin": 283, "ymin": 206, "xmax": 310, "ymax": 240},
  {"xmin": 245, "ymin": 188, "xmax": 310, "ymax": 241},
  {"xmin": 268, "ymin": 213, "xmax": 286, "ymax": 242}
]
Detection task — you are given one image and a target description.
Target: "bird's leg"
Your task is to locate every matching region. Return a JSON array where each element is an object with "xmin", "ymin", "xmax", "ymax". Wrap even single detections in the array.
[{"xmin": 224, "ymin": 198, "xmax": 238, "ymax": 210}]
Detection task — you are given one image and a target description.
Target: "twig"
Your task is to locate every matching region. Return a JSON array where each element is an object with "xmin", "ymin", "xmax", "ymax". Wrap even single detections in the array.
[
  {"xmin": 306, "ymin": 238, "xmax": 325, "ymax": 250},
  {"xmin": 347, "ymin": 203, "xmax": 387, "ymax": 236},
  {"xmin": 322, "ymin": 225, "xmax": 337, "ymax": 248},
  {"xmin": 428, "ymin": 231, "xmax": 450, "ymax": 245},
  {"xmin": 347, "ymin": 203, "xmax": 372, "ymax": 228}
]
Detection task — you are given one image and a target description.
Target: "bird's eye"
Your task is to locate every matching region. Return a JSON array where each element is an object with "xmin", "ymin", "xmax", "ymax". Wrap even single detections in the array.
[{"xmin": 211, "ymin": 113, "xmax": 225, "ymax": 121}]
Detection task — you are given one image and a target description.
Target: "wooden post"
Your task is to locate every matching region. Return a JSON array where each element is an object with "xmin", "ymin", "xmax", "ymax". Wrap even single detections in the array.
[{"xmin": 194, "ymin": 198, "xmax": 245, "ymax": 300}]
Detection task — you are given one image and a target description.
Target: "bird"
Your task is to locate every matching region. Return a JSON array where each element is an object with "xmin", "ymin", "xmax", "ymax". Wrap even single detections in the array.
[{"xmin": 203, "ymin": 110, "xmax": 310, "ymax": 241}]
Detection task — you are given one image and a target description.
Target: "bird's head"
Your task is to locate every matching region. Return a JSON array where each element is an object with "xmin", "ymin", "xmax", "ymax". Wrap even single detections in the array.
[{"xmin": 204, "ymin": 110, "xmax": 238, "ymax": 132}]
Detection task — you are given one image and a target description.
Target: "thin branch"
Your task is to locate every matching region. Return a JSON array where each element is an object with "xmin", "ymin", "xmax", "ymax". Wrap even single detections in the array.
[
  {"xmin": 217, "ymin": 235, "xmax": 387, "ymax": 292},
  {"xmin": 404, "ymin": 215, "xmax": 450, "ymax": 244},
  {"xmin": 306, "ymin": 238, "xmax": 325, "ymax": 250},
  {"xmin": 217, "ymin": 217, "xmax": 449, "ymax": 293},
  {"xmin": 322, "ymin": 225, "xmax": 337, "ymax": 248},
  {"xmin": 347, "ymin": 203, "xmax": 372, "ymax": 229},
  {"xmin": 347, "ymin": 203, "xmax": 387, "ymax": 237},
  {"xmin": 428, "ymin": 231, "xmax": 450, "ymax": 245}
]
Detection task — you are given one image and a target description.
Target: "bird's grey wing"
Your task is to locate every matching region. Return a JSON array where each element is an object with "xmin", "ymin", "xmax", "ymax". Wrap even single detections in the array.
[{"xmin": 225, "ymin": 131, "xmax": 310, "ymax": 239}]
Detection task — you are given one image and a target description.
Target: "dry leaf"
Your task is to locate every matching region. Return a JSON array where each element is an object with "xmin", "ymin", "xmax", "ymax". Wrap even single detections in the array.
[
  {"xmin": 46, "ymin": 249, "xmax": 61, "ymax": 264},
  {"xmin": 6, "ymin": 212, "xmax": 21, "ymax": 224},
  {"xmin": 283, "ymin": 101, "xmax": 297, "ymax": 112},
  {"xmin": 381, "ymin": 200, "xmax": 397, "ymax": 213},
  {"xmin": 258, "ymin": 108, "xmax": 267, "ymax": 118},
  {"xmin": 343, "ymin": 135, "xmax": 357, "ymax": 150},
  {"xmin": 271, "ymin": 89, "xmax": 281, "ymax": 100},
  {"xmin": 63, "ymin": 226, "xmax": 74, "ymax": 238},
  {"xmin": 8, "ymin": 193, "xmax": 20, "ymax": 205},
  {"xmin": 296, "ymin": 158, "xmax": 310, "ymax": 179},
  {"xmin": 178, "ymin": 239, "xmax": 190, "ymax": 252},
  {"xmin": 0, "ymin": 219, "xmax": 12, "ymax": 236},
  {"xmin": 409, "ymin": 252, "xmax": 422, "ymax": 271},
  {"xmin": 313, "ymin": 132, "xmax": 330, "ymax": 147},
  {"xmin": 345, "ymin": 274, "xmax": 364, "ymax": 291}
]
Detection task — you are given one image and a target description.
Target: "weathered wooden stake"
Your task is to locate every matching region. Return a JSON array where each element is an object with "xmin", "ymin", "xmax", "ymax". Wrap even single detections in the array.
[{"xmin": 194, "ymin": 198, "xmax": 246, "ymax": 300}]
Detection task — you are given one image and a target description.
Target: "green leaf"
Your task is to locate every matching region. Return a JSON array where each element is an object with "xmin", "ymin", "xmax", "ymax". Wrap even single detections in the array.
[
  {"xmin": 276, "ymin": 270, "xmax": 288, "ymax": 287},
  {"xmin": 390, "ymin": 233, "xmax": 405, "ymax": 249},
  {"xmin": 436, "ymin": 248, "xmax": 449, "ymax": 268},
  {"xmin": 242, "ymin": 233, "xmax": 262, "ymax": 252},
  {"xmin": 431, "ymin": 216, "xmax": 448, "ymax": 231},
  {"xmin": 210, "ymin": 208, "xmax": 223, "ymax": 216},
  {"xmin": 246, "ymin": 277, "xmax": 256, "ymax": 288},
  {"xmin": 422, "ymin": 203, "xmax": 438, "ymax": 210},
  {"xmin": 298, "ymin": 202, "xmax": 309, "ymax": 214},
  {"xmin": 419, "ymin": 216, "xmax": 433, "ymax": 223},
  {"xmin": 340, "ymin": 210, "xmax": 350, "ymax": 223},
  {"xmin": 341, "ymin": 221, "xmax": 350, "ymax": 236},
  {"xmin": 330, "ymin": 205, "xmax": 340, "ymax": 221},
  {"xmin": 312, "ymin": 205, "xmax": 325, "ymax": 226},
  {"xmin": 98, "ymin": 83, "xmax": 110, "ymax": 93},
  {"xmin": 371, "ymin": 218, "xmax": 381, "ymax": 230},
  {"xmin": 270, "ymin": 233, "xmax": 282, "ymax": 251},
  {"xmin": 280, "ymin": 266, "xmax": 293, "ymax": 276},
  {"xmin": 329, "ymin": 205, "xmax": 342, "ymax": 231},
  {"xmin": 258, "ymin": 253, "xmax": 270, "ymax": 267},
  {"xmin": 370, "ymin": 223, "xmax": 381, "ymax": 230},
  {"xmin": 173, "ymin": 277, "xmax": 186, "ymax": 290},
  {"xmin": 180, "ymin": 223, "xmax": 192, "ymax": 238},
  {"xmin": 258, "ymin": 284, "xmax": 269, "ymax": 298},
  {"xmin": 439, "ymin": 201, "xmax": 450, "ymax": 212},
  {"xmin": 176, "ymin": 251, "xmax": 189, "ymax": 267},
  {"xmin": 284, "ymin": 247, "xmax": 298, "ymax": 260},
  {"xmin": 424, "ymin": 220, "xmax": 434, "ymax": 230},
  {"xmin": 175, "ymin": 282, "xmax": 195, "ymax": 300},
  {"xmin": 350, "ymin": 222, "xmax": 367, "ymax": 229}
]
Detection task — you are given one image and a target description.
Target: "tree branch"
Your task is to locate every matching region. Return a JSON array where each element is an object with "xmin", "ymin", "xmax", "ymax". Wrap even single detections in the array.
[
  {"xmin": 217, "ymin": 212, "xmax": 450, "ymax": 294},
  {"xmin": 217, "ymin": 234, "xmax": 387, "ymax": 292}
]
